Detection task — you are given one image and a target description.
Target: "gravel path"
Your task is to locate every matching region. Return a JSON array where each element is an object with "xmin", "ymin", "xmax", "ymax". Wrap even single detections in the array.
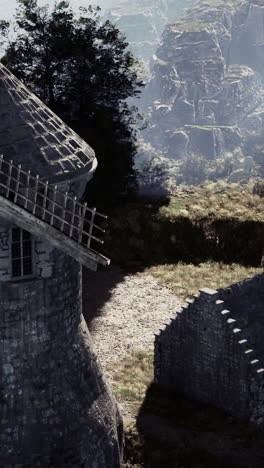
[{"xmin": 82, "ymin": 266, "xmax": 184, "ymax": 368}]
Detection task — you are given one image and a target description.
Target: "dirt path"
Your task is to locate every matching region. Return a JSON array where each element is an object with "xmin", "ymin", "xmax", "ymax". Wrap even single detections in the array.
[
  {"xmin": 82, "ymin": 266, "xmax": 183, "ymax": 368},
  {"xmin": 82, "ymin": 265, "xmax": 183, "ymax": 420},
  {"xmin": 82, "ymin": 267, "xmax": 264, "ymax": 467}
]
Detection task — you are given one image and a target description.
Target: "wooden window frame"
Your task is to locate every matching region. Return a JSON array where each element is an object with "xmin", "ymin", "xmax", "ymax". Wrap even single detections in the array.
[{"xmin": 11, "ymin": 227, "xmax": 34, "ymax": 279}]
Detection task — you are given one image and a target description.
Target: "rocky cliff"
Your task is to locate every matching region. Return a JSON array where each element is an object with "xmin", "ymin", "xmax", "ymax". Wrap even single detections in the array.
[
  {"xmin": 138, "ymin": 0, "xmax": 264, "ymax": 185},
  {"xmin": 104, "ymin": 0, "xmax": 197, "ymax": 67}
]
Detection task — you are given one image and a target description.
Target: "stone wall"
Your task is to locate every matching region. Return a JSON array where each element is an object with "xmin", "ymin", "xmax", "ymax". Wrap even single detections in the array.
[
  {"xmin": 0, "ymin": 219, "xmax": 56, "ymax": 280},
  {"xmin": 154, "ymin": 275, "xmax": 264, "ymax": 425},
  {"xmin": 0, "ymin": 246, "xmax": 123, "ymax": 466}
]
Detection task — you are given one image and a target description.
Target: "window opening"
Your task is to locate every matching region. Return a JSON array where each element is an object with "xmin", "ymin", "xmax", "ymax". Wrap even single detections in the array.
[{"xmin": 12, "ymin": 228, "xmax": 33, "ymax": 277}]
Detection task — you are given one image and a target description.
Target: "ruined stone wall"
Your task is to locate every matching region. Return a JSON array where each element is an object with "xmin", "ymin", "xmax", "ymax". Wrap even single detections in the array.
[
  {"xmin": 155, "ymin": 277, "xmax": 264, "ymax": 425},
  {"xmin": 0, "ymin": 246, "xmax": 123, "ymax": 467}
]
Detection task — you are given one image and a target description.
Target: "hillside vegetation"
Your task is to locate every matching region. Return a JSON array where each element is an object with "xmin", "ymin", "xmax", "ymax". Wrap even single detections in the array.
[
  {"xmin": 103, "ymin": 181, "xmax": 264, "ymax": 268},
  {"xmin": 159, "ymin": 181, "xmax": 264, "ymax": 222}
]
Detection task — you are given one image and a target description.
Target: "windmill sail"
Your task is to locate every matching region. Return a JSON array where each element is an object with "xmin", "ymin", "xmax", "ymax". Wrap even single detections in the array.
[{"xmin": 0, "ymin": 156, "xmax": 110, "ymax": 271}]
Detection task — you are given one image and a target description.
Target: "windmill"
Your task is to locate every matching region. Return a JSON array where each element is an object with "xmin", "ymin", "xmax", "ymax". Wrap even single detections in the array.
[{"xmin": 0, "ymin": 63, "xmax": 123, "ymax": 467}]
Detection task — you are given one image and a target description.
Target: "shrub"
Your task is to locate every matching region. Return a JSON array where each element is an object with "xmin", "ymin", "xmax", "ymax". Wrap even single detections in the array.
[
  {"xmin": 253, "ymin": 179, "xmax": 264, "ymax": 198},
  {"xmin": 181, "ymin": 154, "xmax": 208, "ymax": 185}
]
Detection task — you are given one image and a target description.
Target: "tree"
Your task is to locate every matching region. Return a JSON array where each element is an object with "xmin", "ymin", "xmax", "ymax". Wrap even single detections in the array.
[{"xmin": 0, "ymin": 0, "xmax": 144, "ymax": 205}]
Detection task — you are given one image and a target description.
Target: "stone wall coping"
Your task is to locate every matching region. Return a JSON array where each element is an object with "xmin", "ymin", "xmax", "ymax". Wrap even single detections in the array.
[{"xmin": 199, "ymin": 287, "xmax": 218, "ymax": 296}]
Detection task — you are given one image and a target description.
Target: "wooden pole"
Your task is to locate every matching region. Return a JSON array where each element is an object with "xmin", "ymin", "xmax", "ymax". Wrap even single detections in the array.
[
  {"xmin": 32, "ymin": 174, "xmax": 39, "ymax": 215},
  {"xmin": 14, "ymin": 164, "xmax": 21, "ymax": 204},
  {"xmin": 78, "ymin": 202, "xmax": 87, "ymax": 243},
  {"xmin": 6, "ymin": 160, "xmax": 13, "ymax": 198},
  {"xmin": 87, "ymin": 207, "xmax": 96, "ymax": 248},
  {"xmin": 69, "ymin": 196, "xmax": 77, "ymax": 238},
  {"xmin": 60, "ymin": 191, "xmax": 68, "ymax": 232},
  {"xmin": 24, "ymin": 170, "xmax": 31, "ymax": 210},
  {"xmin": 50, "ymin": 185, "xmax": 57, "ymax": 226},
  {"xmin": 42, "ymin": 180, "xmax": 49, "ymax": 220}
]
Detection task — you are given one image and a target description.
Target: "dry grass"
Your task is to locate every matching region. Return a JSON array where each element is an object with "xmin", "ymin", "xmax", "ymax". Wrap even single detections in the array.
[
  {"xmin": 159, "ymin": 182, "xmax": 264, "ymax": 223},
  {"xmin": 110, "ymin": 261, "xmax": 264, "ymax": 466},
  {"xmin": 146, "ymin": 262, "xmax": 263, "ymax": 300},
  {"xmin": 107, "ymin": 350, "xmax": 154, "ymax": 405},
  {"xmin": 106, "ymin": 264, "xmax": 263, "ymax": 413}
]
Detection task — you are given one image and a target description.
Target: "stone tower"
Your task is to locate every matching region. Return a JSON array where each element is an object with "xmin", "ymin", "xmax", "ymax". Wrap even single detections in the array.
[{"xmin": 0, "ymin": 64, "xmax": 123, "ymax": 467}]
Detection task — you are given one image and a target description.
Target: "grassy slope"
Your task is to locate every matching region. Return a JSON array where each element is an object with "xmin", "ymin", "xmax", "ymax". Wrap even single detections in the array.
[
  {"xmin": 106, "ymin": 182, "xmax": 264, "ymax": 466},
  {"xmin": 146, "ymin": 261, "xmax": 263, "ymax": 300},
  {"xmin": 104, "ymin": 181, "xmax": 264, "ymax": 269},
  {"xmin": 158, "ymin": 182, "xmax": 264, "ymax": 223},
  {"xmin": 109, "ymin": 262, "xmax": 263, "ymax": 467}
]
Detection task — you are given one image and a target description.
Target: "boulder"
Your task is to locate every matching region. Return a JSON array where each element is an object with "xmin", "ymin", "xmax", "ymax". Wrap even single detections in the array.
[
  {"xmin": 172, "ymin": 99, "xmax": 195, "ymax": 125},
  {"xmin": 228, "ymin": 168, "xmax": 250, "ymax": 183},
  {"xmin": 188, "ymin": 126, "xmax": 225, "ymax": 160},
  {"xmin": 221, "ymin": 126, "xmax": 242, "ymax": 151},
  {"xmin": 167, "ymin": 130, "xmax": 189, "ymax": 158}
]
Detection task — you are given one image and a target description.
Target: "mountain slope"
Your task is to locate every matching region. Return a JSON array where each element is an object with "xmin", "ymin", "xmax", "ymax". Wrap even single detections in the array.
[{"xmin": 138, "ymin": 0, "xmax": 264, "ymax": 185}]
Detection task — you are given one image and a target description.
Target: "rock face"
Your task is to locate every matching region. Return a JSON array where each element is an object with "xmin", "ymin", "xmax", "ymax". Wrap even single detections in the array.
[
  {"xmin": 104, "ymin": 0, "xmax": 197, "ymax": 67},
  {"xmin": 106, "ymin": 1, "xmax": 166, "ymax": 65},
  {"xmin": 230, "ymin": 0, "xmax": 264, "ymax": 76},
  {"xmin": 139, "ymin": 0, "xmax": 264, "ymax": 165}
]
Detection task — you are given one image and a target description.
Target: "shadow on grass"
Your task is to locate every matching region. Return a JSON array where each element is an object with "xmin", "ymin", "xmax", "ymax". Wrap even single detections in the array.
[{"xmin": 124, "ymin": 383, "xmax": 264, "ymax": 468}]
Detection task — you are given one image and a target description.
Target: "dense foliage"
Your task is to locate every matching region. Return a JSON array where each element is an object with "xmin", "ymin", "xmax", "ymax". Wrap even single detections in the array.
[{"xmin": 0, "ymin": 0, "xmax": 144, "ymax": 205}]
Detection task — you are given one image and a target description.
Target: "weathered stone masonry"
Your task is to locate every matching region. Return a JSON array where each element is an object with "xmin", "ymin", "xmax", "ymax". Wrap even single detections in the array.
[
  {"xmin": 0, "ymin": 61, "xmax": 123, "ymax": 467},
  {"xmin": 0, "ymin": 246, "xmax": 123, "ymax": 466},
  {"xmin": 154, "ymin": 275, "xmax": 264, "ymax": 425}
]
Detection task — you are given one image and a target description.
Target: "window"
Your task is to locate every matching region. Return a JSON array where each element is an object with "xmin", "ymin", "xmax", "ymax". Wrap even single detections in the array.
[{"xmin": 11, "ymin": 228, "xmax": 33, "ymax": 278}]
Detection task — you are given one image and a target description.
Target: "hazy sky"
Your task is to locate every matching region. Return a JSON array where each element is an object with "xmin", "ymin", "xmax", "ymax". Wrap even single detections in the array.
[{"xmin": 0, "ymin": 0, "xmax": 114, "ymax": 22}]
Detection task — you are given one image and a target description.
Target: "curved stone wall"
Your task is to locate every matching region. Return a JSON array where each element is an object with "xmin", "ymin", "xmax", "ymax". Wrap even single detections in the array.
[{"xmin": 0, "ymin": 246, "xmax": 123, "ymax": 466}]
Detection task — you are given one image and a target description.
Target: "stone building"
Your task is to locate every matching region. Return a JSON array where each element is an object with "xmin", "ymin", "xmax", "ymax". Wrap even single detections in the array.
[
  {"xmin": 0, "ymin": 63, "xmax": 123, "ymax": 466},
  {"xmin": 155, "ymin": 274, "xmax": 264, "ymax": 426}
]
